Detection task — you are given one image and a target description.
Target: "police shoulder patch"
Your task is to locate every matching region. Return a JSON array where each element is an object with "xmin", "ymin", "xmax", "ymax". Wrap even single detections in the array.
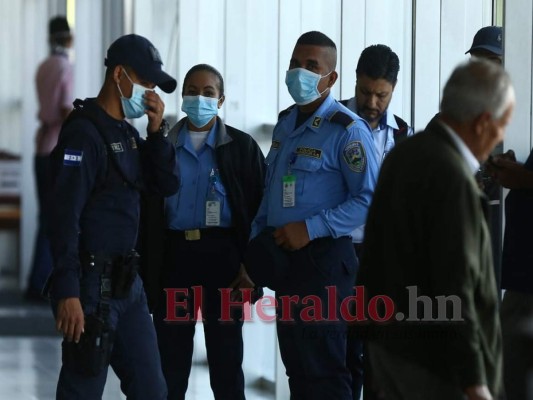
[
  {"xmin": 63, "ymin": 149, "xmax": 83, "ymax": 166},
  {"xmin": 343, "ymin": 141, "xmax": 366, "ymax": 173}
]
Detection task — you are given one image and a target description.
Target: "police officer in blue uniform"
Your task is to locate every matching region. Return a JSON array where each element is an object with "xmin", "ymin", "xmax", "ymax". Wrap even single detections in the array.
[
  {"xmin": 250, "ymin": 31, "xmax": 379, "ymax": 400},
  {"xmin": 148, "ymin": 64, "xmax": 265, "ymax": 400},
  {"xmin": 46, "ymin": 34, "xmax": 179, "ymax": 399}
]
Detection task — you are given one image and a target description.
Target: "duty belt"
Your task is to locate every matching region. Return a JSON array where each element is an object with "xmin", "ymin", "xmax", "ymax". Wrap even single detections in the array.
[{"xmin": 168, "ymin": 227, "xmax": 235, "ymax": 241}]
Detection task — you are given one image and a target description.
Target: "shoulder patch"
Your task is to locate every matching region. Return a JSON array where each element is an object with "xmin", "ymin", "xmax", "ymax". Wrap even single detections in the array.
[
  {"xmin": 63, "ymin": 149, "xmax": 83, "ymax": 166},
  {"xmin": 329, "ymin": 111, "xmax": 356, "ymax": 130},
  {"xmin": 343, "ymin": 141, "xmax": 366, "ymax": 173}
]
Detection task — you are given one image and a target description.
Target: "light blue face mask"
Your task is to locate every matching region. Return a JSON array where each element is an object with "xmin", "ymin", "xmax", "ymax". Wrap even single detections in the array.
[
  {"xmin": 181, "ymin": 95, "xmax": 220, "ymax": 128},
  {"xmin": 285, "ymin": 68, "xmax": 332, "ymax": 105},
  {"xmin": 118, "ymin": 69, "xmax": 151, "ymax": 119}
]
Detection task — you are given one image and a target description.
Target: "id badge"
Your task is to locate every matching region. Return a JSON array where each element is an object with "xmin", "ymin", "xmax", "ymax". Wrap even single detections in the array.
[
  {"xmin": 283, "ymin": 175, "xmax": 296, "ymax": 208},
  {"xmin": 206, "ymin": 200, "xmax": 221, "ymax": 226}
]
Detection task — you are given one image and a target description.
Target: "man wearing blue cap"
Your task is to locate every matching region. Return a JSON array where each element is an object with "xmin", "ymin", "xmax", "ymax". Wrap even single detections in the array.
[
  {"xmin": 466, "ymin": 26, "xmax": 505, "ymax": 297},
  {"xmin": 45, "ymin": 34, "xmax": 179, "ymax": 399},
  {"xmin": 465, "ymin": 26, "xmax": 503, "ymax": 64}
]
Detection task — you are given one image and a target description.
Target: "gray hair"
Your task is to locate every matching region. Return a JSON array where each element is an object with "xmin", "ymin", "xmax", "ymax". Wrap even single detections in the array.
[{"xmin": 440, "ymin": 58, "xmax": 514, "ymax": 123}]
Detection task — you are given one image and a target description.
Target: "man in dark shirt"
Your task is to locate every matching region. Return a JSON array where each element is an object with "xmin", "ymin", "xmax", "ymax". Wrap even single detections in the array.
[{"xmin": 46, "ymin": 34, "xmax": 178, "ymax": 399}]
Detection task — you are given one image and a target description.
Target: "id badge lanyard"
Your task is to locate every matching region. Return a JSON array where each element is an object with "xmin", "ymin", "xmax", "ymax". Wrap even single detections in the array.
[
  {"xmin": 283, "ymin": 153, "xmax": 297, "ymax": 208},
  {"xmin": 206, "ymin": 168, "xmax": 221, "ymax": 226}
]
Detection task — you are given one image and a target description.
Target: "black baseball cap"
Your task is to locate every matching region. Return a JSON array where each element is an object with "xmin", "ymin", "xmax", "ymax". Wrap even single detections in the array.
[
  {"xmin": 49, "ymin": 16, "xmax": 71, "ymax": 40},
  {"xmin": 105, "ymin": 34, "xmax": 177, "ymax": 93},
  {"xmin": 465, "ymin": 26, "xmax": 503, "ymax": 56}
]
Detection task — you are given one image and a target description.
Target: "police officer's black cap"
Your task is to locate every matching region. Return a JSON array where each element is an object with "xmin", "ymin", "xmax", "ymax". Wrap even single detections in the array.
[
  {"xmin": 105, "ymin": 34, "xmax": 177, "ymax": 94},
  {"xmin": 244, "ymin": 227, "xmax": 290, "ymax": 291}
]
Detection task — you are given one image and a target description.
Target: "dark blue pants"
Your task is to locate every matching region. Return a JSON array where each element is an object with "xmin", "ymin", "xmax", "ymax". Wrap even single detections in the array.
[
  {"xmin": 153, "ymin": 231, "xmax": 244, "ymax": 400},
  {"xmin": 347, "ymin": 243, "xmax": 364, "ymax": 400},
  {"xmin": 27, "ymin": 155, "xmax": 54, "ymax": 294},
  {"xmin": 276, "ymin": 236, "xmax": 357, "ymax": 400},
  {"xmin": 55, "ymin": 274, "xmax": 167, "ymax": 399}
]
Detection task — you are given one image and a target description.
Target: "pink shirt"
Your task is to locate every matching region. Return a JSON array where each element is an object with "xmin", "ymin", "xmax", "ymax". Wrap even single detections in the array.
[{"xmin": 35, "ymin": 51, "xmax": 73, "ymax": 155}]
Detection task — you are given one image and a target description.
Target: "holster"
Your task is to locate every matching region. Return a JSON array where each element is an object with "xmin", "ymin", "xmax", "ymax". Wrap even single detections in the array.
[
  {"xmin": 111, "ymin": 251, "xmax": 139, "ymax": 298},
  {"xmin": 62, "ymin": 314, "xmax": 114, "ymax": 377},
  {"xmin": 81, "ymin": 250, "xmax": 139, "ymax": 299}
]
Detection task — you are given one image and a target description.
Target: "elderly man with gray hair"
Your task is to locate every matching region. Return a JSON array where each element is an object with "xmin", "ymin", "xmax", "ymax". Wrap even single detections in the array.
[{"xmin": 357, "ymin": 58, "xmax": 515, "ymax": 400}]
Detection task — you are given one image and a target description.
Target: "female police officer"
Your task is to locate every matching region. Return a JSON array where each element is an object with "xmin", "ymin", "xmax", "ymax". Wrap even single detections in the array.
[{"xmin": 149, "ymin": 64, "xmax": 265, "ymax": 400}]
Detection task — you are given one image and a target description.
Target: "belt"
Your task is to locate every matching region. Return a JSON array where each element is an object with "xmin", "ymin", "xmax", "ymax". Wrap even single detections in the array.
[{"xmin": 167, "ymin": 227, "xmax": 235, "ymax": 241}]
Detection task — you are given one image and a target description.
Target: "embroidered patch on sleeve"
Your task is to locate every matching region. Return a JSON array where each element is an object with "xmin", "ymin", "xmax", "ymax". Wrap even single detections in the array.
[
  {"xmin": 343, "ymin": 141, "xmax": 366, "ymax": 172},
  {"xmin": 63, "ymin": 149, "xmax": 83, "ymax": 166}
]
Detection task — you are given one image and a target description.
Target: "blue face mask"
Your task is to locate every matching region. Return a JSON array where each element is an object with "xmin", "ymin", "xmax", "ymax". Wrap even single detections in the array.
[
  {"xmin": 181, "ymin": 95, "xmax": 220, "ymax": 128},
  {"xmin": 285, "ymin": 68, "xmax": 332, "ymax": 105},
  {"xmin": 118, "ymin": 69, "xmax": 151, "ymax": 119}
]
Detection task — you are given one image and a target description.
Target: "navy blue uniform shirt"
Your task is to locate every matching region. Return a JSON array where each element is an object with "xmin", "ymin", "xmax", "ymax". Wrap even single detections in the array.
[{"xmin": 48, "ymin": 98, "xmax": 179, "ymax": 300}]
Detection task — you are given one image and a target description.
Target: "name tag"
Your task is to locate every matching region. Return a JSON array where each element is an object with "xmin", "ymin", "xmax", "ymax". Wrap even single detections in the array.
[
  {"xmin": 283, "ymin": 175, "xmax": 296, "ymax": 208},
  {"xmin": 206, "ymin": 200, "xmax": 221, "ymax": 226}
]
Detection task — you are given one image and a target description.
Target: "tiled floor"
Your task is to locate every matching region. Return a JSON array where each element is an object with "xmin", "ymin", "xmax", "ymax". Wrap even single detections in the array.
[
  {"xmin": 0, "ymin": 290, "xmax": 275, "ymax": 400},
  {"xmin": 0, "ymin": 335, "xmax": 275, "ymax": 400}
]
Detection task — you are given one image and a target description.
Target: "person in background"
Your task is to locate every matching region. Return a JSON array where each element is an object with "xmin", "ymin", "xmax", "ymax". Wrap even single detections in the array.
[
  {"xmin": 465, "ymin": 26, "xmax": 503, "ymax": 64},
  {"xmin": 358, "ymin": 58, "xmax": 514, "ymax": 400},
  {"xmin": 147, "ymin": 64, "xmax": 265, "ymax": 400},
  {"xmin": 489, "ymin": 127, "xmax": 533, "ymax": 400},
  {"xmin": 466, "ymin": 26, "xmax": 505, "ymax": 292},
  {"xmin": 340, "ymin": 44, "xmax": 414, "ymax": 400},
  {"xmin": 26, "ymin": 16, "xmax": 74, "ymax": 300}
]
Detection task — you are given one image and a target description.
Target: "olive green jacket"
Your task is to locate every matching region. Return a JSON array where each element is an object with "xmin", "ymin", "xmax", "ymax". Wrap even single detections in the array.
[{"xmin": 357, "ymin": 117, "xmax": 501, "ymax": 395}]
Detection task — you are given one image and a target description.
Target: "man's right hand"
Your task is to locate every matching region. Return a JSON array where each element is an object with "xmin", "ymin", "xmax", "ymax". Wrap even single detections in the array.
[
  {"xmin": 56, "ymin": 297, "xmax": 84, "ymax": 343},
  {"xmin": 464, "ymin": 384, "xmax": 493, "ymax": 400}
]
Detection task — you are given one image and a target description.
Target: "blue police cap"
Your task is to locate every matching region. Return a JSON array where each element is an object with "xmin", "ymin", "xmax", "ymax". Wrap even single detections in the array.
[
  {"xmin": 105, "ymin": 34, "xmax": 177, "ymax": 93},
  {"xmin": 465, "ymin": 26, "xmax": 503, "ymax": 56}
]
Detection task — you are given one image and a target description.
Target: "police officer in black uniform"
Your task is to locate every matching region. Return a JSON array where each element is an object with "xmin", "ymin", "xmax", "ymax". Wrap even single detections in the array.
[{"xmin": 46, "ymin": 34, "xmax": 178, "ymax": 399}]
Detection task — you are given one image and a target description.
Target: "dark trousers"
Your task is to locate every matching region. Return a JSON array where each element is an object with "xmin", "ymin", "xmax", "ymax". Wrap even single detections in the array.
[
  {"xmin": 501, "ymin": 290, "xmax": 533, "ymax": 400},
  {"xmin": 55, "ymin": 274, "xmax": 167, "ymax": 399},
  {"xmin": 368, "ymin": 343, "xmax": 466, "ymax": 400},
  {"xmin": 28, "ymin": 155, "xmax": 54, "ymax": 294},
  {"xmin": 153, "ymin": 230, "xmax": 244, "ymax": 400},
  {"xmin": 276, "ymin": 236, "xmax": 357, "ymax": 400},
  {"xmin": 347, "ymin": 243, "xmax": 364, "ymax": 400}
]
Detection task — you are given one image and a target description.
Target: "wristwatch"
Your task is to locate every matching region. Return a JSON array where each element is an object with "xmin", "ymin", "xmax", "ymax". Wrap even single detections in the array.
[
  {"xmin": 149, "ymin": 119, "xmax": 169, "ymax": 137},
  {"xmin": 158, "ymin": 119, "xmax": 170, "ymax": 138}
]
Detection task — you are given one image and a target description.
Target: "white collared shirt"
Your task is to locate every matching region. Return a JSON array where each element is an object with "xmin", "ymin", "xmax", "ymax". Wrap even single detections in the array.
[{"xmin": 438, "ymin": 120, "xmax": 480, "ymax": 175}]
